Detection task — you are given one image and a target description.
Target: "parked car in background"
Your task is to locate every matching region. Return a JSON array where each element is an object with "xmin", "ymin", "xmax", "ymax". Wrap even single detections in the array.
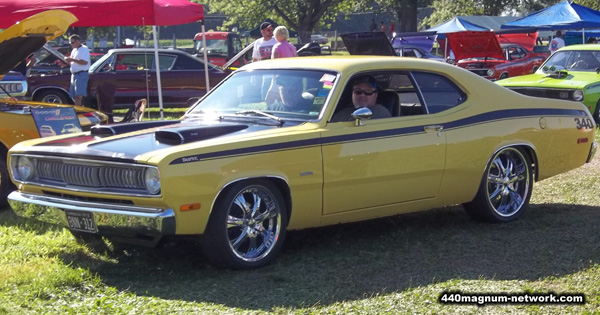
[
  {"xmin": 310, "ymin": 34, "xmax": 329, "ymax": 44},
  {"xmin": 341, "ymin": 31, "xmax": 443, "ymax": 62},
  {"xmin": 448, "ymin": 31, "xmax": 548, "ymax": 81},
  {"xmin": 7, "ymin": 56, "xmax": 596, "ymax": 270},
  {"xmin": 26, "ymin": 48, "xmax": 230, "ymax": 110},
  {"xmin": 497, "ymin": 44, "xmax": 600, "ymax": 124},
  {"xmin": 394, "ymin": 45, "xmax": 445, "ymax": 62},
  {"xmin": 193, "ymin": 31, "xmax": 246, "ymax": 67},
  {"xmin": 0, "ymin": 9, "xmax": 109, "ymax": 208}
]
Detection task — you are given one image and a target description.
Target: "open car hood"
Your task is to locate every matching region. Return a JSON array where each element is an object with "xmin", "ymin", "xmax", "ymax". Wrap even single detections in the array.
[
  {"xmin": 340, "ymin": 32, "xmax": 396, "ymax": 56},
  {"xmin": 0, "ymin": 10, "xmax": 76, "ymax": 77},
  {"xmin": 446, "ymin": 31, "xmax": 504, "ymax": 61},
  {"xmin": 391, "ymin": 31, "xmax": 437, "ymax": 53}
]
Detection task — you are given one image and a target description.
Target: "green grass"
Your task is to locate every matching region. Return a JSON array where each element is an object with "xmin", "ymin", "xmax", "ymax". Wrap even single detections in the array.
[{"xmin": 1, "ymin": 134, "xmax": 600, "ymax": 314}]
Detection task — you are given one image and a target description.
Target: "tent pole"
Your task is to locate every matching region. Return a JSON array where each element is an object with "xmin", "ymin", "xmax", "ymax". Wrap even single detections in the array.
[
  {"xmin": 152, "ymin": 25, "xmax": 164, "ymax": 120},
  {"xmin": 201, "ymin": 19, "xmax": 210, "ymax": 92}
]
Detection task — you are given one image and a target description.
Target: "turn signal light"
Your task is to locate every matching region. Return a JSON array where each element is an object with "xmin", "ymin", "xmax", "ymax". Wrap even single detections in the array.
[{"xmin": 180, "ymin": 203, "xmax": 201, "ymax": 211}]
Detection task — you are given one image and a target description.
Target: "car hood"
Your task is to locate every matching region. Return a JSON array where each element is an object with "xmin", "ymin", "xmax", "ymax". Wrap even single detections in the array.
[
  {"xmin": 18, "ymin": 119, "xmax": 290, "ymax": 162},
  {"xmin": 391, "ymin": 31, "xmax": 437, "ymax": 53},
  {"xmin": 0, "ymin": 10, "xmax": 76, "ymax": 78},
  {"xmin": 497, "ymin": 71, "xmax": 600, "ymax": 89},
  {"xmin": 340, "ymin": 32, "xmax": 396, "ymax": 56},
  {"xmin": 446, "ymin": 31, "xmax": 504, "ymax": 61}
]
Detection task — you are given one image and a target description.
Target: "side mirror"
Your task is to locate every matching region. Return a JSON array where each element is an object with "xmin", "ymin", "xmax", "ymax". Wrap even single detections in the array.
[{"xmin": 352, "ymin": 107, "xmax": 372, "ymax": 126}]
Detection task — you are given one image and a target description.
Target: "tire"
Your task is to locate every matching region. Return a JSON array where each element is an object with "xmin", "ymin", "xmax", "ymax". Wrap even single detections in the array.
[
  {"xmin": 463, "ymin": 147, "xmax": 533, "ymax": 223},
  {"xmin": 0, "ymin": 155, "xmax": 14, "ymax": 209},
  {"xmin": 34, "ymin": 90, "xmax": 72, "ymax": 104},
  {"xmin": 532, "ymin": 66, "xmax": 539, "ymax": 73},
  {"xmin": 201, "ymin": 179, "xmax": 288, "ymax": 269},
  {"xmin": 499, "ymin": 73, "xmax": 508, "ymax": 80}
]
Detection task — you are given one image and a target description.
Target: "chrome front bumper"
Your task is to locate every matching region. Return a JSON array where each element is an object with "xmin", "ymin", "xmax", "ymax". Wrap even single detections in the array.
[
  {"xmin": 588, "ymin": 141, "xmax": 598, "ymax": 163},
  {"xmin": 8, "ymin": 191, "xmax": 176, "ymax": 240}
]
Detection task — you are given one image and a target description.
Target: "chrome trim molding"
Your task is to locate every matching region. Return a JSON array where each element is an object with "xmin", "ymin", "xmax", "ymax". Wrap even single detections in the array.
[{"xmin": 8, "ymin": 191, "xmax": 175, "ymax": 237}]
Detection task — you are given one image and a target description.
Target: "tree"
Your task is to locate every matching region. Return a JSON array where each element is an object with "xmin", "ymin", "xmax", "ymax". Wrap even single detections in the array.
[
  {"xmin": 206, "ymin": 0, "xmax": 354, "ymax": 43},
  {"xmin": 420, "ymin": 0, "xmax": 484, "ymax": 29}
]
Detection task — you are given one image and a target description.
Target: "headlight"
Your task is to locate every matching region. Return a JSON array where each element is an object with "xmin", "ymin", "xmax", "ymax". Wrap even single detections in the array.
[
  {"xmin": 486, "ymin": 69, "xmax": 495, "ymax": 77},
  {"xmin": 144, "ymin": 168, "xmax": 161, "ymax": 194},
  {"xmin": 16, "ymin": 156, "xmax": 34, "ymax": 181},
  {"xmin": 573, "ymin": 90, "xmax": 584, "ymax": 101}
]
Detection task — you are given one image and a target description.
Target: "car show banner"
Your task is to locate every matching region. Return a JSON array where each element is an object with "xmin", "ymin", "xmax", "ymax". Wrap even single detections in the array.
[{"xmin": 31, "ymin": 107, "xmax": 81, "ymax": 137}]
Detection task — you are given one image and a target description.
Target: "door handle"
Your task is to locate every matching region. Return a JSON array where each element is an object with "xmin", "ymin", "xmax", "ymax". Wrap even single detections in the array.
[{"xmin": 424, "ymin": 125, "xmax": 444, "ymax": 132}]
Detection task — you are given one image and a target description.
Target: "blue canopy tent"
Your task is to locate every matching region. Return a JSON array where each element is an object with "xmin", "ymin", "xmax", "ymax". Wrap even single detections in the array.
[
  {"xmin": 424, "ymin": 17, "xmax": 489, "ymax": 58},
  {"xmin": 501, "ymin": 0, "xmax": 600, "ymax": 42}
]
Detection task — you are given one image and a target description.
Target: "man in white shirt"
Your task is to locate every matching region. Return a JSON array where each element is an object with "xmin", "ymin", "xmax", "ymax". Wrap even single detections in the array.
[
  {"xmin": 549, "ymin": 31, "xmax": 565, "ymax": 55},
  {"xmin": 65, "ymin": 34, "xmax": 90, "ymax": 106},
  {"xmin": 252, "ymin": 22, "xmax": 278, "ymax": 61}
]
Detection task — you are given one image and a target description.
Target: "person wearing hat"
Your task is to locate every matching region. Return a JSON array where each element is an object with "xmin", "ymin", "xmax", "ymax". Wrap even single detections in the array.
[
  {"xmin": 331, "ymin": 75, "xmax": 391, "ymax": 122},
  {"xmin": 253, "ymin": 22, "xmax": 278, "ymax": 62}
]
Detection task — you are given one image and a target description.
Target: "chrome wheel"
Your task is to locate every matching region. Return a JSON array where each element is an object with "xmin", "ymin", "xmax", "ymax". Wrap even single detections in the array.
[
  {"xmin": 202, "ymin": 179, "xmax": 287, "ymax": 269},
  {"xmin": 226, "ymin": 185, "xmax": 282, "ymax": 262},
  {"xmin": 464, "ymin": 147, "xmax": 533, "ymax": 222},
  {"xmin": 485, "ymin": 148, "xmax": 530, "ymax": 217}
]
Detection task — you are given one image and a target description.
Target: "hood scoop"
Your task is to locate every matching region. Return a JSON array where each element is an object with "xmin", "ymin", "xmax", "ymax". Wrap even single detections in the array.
[
  {"xmin": 155, "ymin": 124, "xmax": 248, "ymax": 145},
  {"xmin": 91, "ymin": 120, "xmax": 180, "ymax": 137}
]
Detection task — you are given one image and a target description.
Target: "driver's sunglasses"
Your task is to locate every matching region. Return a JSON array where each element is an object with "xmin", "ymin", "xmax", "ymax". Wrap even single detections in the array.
[{"xmin": 353, "ymin": 88, "xmax": 377, "ymax": 96}]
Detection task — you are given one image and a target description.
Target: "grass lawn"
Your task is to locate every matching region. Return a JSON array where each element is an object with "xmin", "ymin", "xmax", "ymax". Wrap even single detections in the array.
[{"xmin": 1, "ymin": 131, "xmax": 599, "ymax": 314}]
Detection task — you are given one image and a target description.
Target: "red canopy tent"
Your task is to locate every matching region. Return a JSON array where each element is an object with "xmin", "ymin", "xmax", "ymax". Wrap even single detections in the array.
[
  {"xmin": 0, "ymin": 0, "xmax": 205, "ymax": 119},
  {"xmin": 0, "ymin": 0, "xmax": 203, "ymax": 28}
]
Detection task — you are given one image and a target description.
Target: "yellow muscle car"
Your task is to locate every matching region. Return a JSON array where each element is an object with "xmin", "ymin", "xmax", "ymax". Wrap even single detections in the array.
[
  {"xmin": 0, "ymin": 10, "xmax": 108, "ymax": 207},
  {"xmin": 7, "ymin": 56, "xmax": 596, "ymax": 269}
]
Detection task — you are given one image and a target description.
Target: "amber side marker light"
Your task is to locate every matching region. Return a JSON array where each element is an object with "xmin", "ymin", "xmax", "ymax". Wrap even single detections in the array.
[
  {"xmin": 578, "ymin": 138, "xmax": 589, "ymax": 144},
  {"xmin": 181, "ymin": 203, "xmax": 201, "ymax": 211}
]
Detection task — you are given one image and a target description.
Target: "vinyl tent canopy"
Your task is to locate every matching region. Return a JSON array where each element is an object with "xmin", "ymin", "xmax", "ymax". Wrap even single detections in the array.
[
  {"xmin": 501, "ymin": 0, "xmax": 600, "ymax": 30},
  {"xmin": 0, "ymin": 0, "xmax": 204, "ymax": 28}
]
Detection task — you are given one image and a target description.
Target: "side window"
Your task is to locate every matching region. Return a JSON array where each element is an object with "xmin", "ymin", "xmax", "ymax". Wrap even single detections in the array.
[
  {"xmin": 114, "ymin": 54, "xmax": 150, "ymax": 71},
  {"xmin": 411, "ymin": 72, "xmax": 466, "ymax": 114},
  {"xmin": 153, "ymin": 55, "xmax": 176, "ymax": 71},
  {"xmin": 173, "ymin": 55, "xmax": 203, "ymax": 70}
]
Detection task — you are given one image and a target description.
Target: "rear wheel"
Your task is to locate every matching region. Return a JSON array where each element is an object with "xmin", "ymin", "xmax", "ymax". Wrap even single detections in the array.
[
  {"xmin": 34, "ymin": 90, "xmax": 72, "ymax": 104},
  {"xmin": 463, "ymin": 147, "xmax": 533, "ymax": 222},
  {"xmin": 201, "ymin": 179, "xmax": 288, "ymax": 269}
]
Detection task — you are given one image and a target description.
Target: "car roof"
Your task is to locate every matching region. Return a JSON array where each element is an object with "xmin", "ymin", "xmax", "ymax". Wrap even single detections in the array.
[
  {"xmin": 557, "ymin": 44, "xmax": 600, "ymax": 51},
  {"xmin": 106, "ymin": 48, "xmax": 190, "ymax": 54}
]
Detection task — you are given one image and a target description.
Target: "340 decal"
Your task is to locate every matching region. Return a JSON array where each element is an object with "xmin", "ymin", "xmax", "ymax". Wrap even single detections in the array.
[{"xmin": 575, "ymin": 117, "xmax": 594, "ymax": 129}]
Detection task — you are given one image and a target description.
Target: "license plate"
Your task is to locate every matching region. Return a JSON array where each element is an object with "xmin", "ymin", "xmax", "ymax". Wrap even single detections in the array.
[{"xmin": 65, "ymin": 210, "xmax": 97, "ymax": 233}]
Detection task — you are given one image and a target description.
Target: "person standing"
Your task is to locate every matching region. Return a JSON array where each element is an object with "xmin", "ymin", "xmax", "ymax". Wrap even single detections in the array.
[
  {"xmin": 369, "ymin": 19, "xmax": 377, "ymax": 32},
  {"xmin": 271, "ymin": 26, "xmax": 297, "ymax": 59},
  {"xmin": 549, "ymin": 31, "xmax": 565, "ymax": 55},
  {"xmin": 389, "ymin": 20, "xmax": 396, "ymax": 39},
  {"xmin": 380, "ymin": 21, "xmax": 387, "ymax": 34},
  {"xmin": 252, "ymin": 22, "xmax": 278, "ymax": 62},
  {"xmin": 65, "ymin": 34, "xmax": 90, "ymax": 106}
]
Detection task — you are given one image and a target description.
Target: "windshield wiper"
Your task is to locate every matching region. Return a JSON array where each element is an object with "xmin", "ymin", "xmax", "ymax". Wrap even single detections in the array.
[{"xmin": 235, "ymin": 110, "xmax": 285, "ymax": 126}]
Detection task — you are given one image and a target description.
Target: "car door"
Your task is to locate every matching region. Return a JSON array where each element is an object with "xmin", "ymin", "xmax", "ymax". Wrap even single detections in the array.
[
  {"xmin": 89, "ymin": 52, "xmax": 152, "ymax": 107},
  {"xmin": 321, "ymin": 71, "xmax": 454, "ymax": 215}
]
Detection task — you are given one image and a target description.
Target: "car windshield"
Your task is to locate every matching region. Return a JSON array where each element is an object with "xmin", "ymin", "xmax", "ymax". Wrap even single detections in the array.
[
  {"xmin": 543, "ymin": 50, "xmax": 600, "ymax": 71},
  {"xmin": 195, "ymin": 39, "xmax": 228, "ymax": 54},
  {"xmin": 187, "ymin": 69, "xmax": 338, "ymax": 121}
]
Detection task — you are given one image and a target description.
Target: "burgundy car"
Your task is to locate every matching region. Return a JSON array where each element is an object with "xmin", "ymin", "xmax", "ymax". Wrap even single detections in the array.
[
  {"xmin": 449, "ymin": 31, "xmax": 548, "ymax": 81},
  {"xmin": 26, "ymin": 48, "xmax": 229, "ymax": 110}
]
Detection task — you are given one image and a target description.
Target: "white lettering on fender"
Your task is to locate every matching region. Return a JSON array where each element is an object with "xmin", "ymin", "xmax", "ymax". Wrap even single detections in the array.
[{"xmin": 182, "ymin": 156, "xmax": 199, "ymax": 163}]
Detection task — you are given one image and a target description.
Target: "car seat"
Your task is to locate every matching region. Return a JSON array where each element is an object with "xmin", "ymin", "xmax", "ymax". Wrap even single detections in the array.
[{"xmin": 376, "ymin": 90, "xmax": 400, "ymax": 117}]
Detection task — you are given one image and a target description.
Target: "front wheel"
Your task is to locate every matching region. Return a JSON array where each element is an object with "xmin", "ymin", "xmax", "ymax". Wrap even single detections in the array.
[
  {"xmin": 201, "ymin": 179, "xmax": 288, "ymax": 269},
  {"xmin": 463, "ymin": 147, "xmax": 533, "ymax": 223}
]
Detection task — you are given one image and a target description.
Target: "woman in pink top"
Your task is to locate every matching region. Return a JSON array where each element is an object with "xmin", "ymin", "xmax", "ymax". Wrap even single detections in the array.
[{"xmin": 271, "ymin": 26, "xmax": 297, "ymax": 59}]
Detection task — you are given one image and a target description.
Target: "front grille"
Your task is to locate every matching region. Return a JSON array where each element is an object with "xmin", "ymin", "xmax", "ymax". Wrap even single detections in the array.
[
  {"xmin": 508, "ymin": 87, "xmax": 577, "ymax": 101},
  {"xmin": 468, "ymin": 69, "xmax": 488, "ymax": 76},
  {"xmin": 12, "ymin": 155, "xmax": 158, "ymax": 196},
  {"xmin": 37, "ymin": 160, "xmax": 145, "ymax": 189}
]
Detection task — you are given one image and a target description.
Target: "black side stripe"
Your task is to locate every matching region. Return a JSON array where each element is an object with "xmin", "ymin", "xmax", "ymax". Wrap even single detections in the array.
[{"xmin": 170, "ymin": 108, "xmax": 588, "ymax": 165}]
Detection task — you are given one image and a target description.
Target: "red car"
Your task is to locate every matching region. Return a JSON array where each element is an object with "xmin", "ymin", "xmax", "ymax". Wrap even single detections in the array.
[
  {"xmin": 449, "ymin": 31, "xmax": 548, "ymax": 81},
  {"xmin": 26, "ymin": 48, "xmax": 229, "ymax": 109}
]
